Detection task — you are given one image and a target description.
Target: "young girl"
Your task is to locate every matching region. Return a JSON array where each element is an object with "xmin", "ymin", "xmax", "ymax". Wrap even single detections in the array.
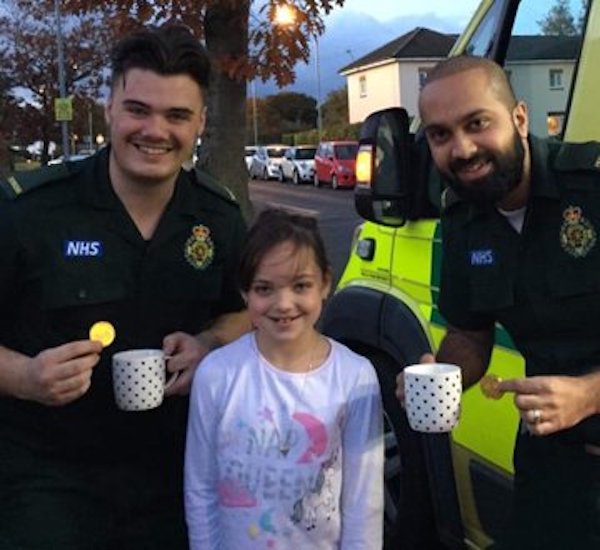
[{"xmin": 185, "ymin": 208, "xmax": 384, "ymax": 549}]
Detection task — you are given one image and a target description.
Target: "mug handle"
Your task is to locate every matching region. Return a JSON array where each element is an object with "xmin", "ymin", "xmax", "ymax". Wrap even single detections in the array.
[{"xmin": 164, "ymin": 356, "xmax": 179, "ymax": 390}]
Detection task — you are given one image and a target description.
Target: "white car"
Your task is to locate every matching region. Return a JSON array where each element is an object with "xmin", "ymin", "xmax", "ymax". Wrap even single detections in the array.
[
  {"xmin": 249, "ymin": 144, "xmax": 288, "ymax": 180},
  {"xmin": 278, "ymin": 145, "xmax": 316, "ymax": 185},
  {"xmin": 244, "ymin": 146, "xmax": 257, "ymax": 173},
  {"xmin": 47, "ymin": 152, "xmax": 93, "ymax": 165}
]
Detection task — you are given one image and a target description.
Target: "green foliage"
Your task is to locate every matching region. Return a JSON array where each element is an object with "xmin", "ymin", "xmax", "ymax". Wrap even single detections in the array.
[
  {"xmin": 289, "ymin": 122, "xmax": 360, "ymax": 145},
  {"xmin": 246, "ymin": 91, "xmax": 317, "ymax": 143},
  {"xmin": 538, "ymin": 0, "xmax": 579, "ymax": 35},
  {"xmin": 322, "ymin": 122, "xmax": 361, "ymax": 141},
  {"xmin": 321, "ymin": 87, "xmax": 349, "ymax": 128},
  {"xmin": 268, "ymin": 92, "xmax": 317, "ymax": 130},
  {"xmin": 258, "ymin": 85, "xmax": 355, "ymax": 145}
]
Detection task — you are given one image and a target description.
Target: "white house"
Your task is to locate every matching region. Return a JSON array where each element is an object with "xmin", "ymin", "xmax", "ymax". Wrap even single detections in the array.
[
  {"xmin": 504, "ymin": 35, "xmax": 579, "ymax": 137},
  {"xmin": 340, "ymin": 28, "xmax": 579, "ymax": 137},
  {"xmin": 339, "ymin": 28, "xmax": 455, "ymax": 126}
]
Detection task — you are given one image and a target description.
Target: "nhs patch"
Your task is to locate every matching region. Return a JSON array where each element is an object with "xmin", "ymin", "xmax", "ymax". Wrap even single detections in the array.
[
  {"xmin": 470, "ymin": 249, "xmax": 494, "ymax": 266},
  {"xmin": 63, "ymin": 240, "xmax": 103, "ymax": 258}
]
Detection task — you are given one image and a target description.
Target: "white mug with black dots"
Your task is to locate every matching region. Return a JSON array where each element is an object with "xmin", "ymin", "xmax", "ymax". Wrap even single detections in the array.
[
  {"xmin": 404, "ymin": 363, "xmax": 462, "ymax": 433},
  {"xmin": 111, "ymin": 349, "xmax": 178, "ymax": 411}
]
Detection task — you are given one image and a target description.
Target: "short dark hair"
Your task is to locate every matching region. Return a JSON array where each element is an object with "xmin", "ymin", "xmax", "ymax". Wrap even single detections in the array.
[
  {"xmin": 422, "ymin": 55, "xmax": 517, "ymax": 110},
  {"xmin": 239, "ymin": 208, "xmax": 331, "ymax": 292},
  {"xmin": 110, "ymin": 24, "xmax": 210, "ymax": 98}
]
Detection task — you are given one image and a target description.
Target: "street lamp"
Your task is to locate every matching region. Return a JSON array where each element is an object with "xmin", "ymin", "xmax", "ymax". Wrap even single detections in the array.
[
  {"xmin": 53, "ymin": 0, "xmax": 70, "ymax": 160},
  {"xmin": 88, "ymin": 103, "xmax": 94, "ymax": 151},
  {"xmin": 314, "ymin": 36, "xmax": 322, "ymax": 141},
  {"xmin": 273, "ymin": 3, "xmax": 322, "ymax": 141},
  {"xmin": 250, "ymin": 79, "xmax": 259, "ymax": 146},
  {"xmin": 273, "ymin": 4, "xmax": 296, "ymax": 26}
]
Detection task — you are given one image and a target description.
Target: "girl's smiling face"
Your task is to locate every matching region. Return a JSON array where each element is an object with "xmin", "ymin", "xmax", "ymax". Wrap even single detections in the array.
[{"xmin": 243, "ymin": 241, "xmax": 331, "ymax": 349}]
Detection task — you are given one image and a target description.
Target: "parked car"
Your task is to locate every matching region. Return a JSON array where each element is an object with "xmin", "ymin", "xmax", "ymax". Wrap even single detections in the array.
[
  {"xmin": 249, "ymin": 144, "xmax": 288, "ymax": 180},
  {"xmin": 313, "ymin": 140, "xmax": 358, "ymax": 189},
  {"xmin": 244, "ymin": 145, "xmax": 257, "ymax": 173},
  {"xmin": 47, "ymin": 152, "xmax": 93, "ymax": 165},
  {"xmin": 278, "ymin": 145, "xmax": 317, "ymax": 185}
]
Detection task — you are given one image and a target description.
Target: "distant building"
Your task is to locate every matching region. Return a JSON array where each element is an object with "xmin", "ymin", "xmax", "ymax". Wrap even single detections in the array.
[
  {"xmin": 339, "ymin": 28, "xmax": 455, "ymax": 126},
  {"xmin": 504, "ymin": 35, "xmax": 579, "ymax": 137},
  {"xmin": 339, "ymin": 27, "xmax": 579, "ymax": 137}
]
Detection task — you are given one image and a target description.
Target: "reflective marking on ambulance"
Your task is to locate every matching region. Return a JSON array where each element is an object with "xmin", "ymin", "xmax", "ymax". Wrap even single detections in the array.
[{"xmin": 63, "ymin": 240, "xmax": 103, "ymax": 257}]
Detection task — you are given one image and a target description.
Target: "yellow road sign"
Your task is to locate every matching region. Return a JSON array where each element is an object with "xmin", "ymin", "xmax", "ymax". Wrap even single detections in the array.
[{"xmin": 54, "ymin": 97, "xmax": 73, "ymax": 121}]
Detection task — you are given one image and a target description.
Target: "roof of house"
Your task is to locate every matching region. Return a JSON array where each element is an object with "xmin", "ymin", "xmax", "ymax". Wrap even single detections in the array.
[
  {"xmin": 340, "ymin": 27, "xmax": 580, "ymax": 74},
  {"xmin": 339, "ymin": 27, "xmax": 456, "ymax": 74},
  {"xmin": 506, "ymin": 35, "xmax": 580, "ymax": 61}
]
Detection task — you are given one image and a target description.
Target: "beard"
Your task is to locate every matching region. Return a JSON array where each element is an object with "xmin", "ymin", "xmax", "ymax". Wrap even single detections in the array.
[{"xmin": 442, "ymin": 130, "xmax": 525, "ymax": 208}]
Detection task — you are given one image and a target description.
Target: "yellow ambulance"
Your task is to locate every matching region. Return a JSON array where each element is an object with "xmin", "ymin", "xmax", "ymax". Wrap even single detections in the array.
[{"xmin": 320, "ymin": 0, "xmax": 600, "ymax": 547}]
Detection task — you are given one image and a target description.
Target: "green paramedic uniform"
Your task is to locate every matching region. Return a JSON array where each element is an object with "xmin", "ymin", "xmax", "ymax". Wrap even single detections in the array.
[
  {"xmin": 439, "ymin": 136, "xmax": 600, "ymax": 549},
  {"xmin": 0, "ymin": 147, "xmax": 246, "ymax": 549}
]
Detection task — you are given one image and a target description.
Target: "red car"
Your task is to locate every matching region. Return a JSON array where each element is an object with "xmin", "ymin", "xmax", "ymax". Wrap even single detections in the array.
[{"xmin": 313, "ymin": 140, "xmax": 358, "ymax": 189}]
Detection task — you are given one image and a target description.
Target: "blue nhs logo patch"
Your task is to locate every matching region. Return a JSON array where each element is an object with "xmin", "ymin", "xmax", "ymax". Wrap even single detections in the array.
[
  {"xmin": 64, "ymin": 240, "xmax": 103, "ymax": 258},
  {"xmin": 470, "ymin": 249, "xmax": 494, "ymax": 266}
]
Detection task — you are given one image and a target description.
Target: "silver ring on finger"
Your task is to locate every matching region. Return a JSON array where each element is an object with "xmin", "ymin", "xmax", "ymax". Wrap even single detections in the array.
[{"xmin": 531, "ymin": 408, "xmax": 541, "ymax": 424}]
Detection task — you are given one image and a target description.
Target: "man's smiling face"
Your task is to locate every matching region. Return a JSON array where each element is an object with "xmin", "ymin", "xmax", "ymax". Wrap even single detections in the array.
[
  {"xmin": 420, "ymin": 68, "xmax": 528, "ymax": 207},
  {"xmin": 105, "ymin": 68, "xmax": 205, "ymax": 188}
]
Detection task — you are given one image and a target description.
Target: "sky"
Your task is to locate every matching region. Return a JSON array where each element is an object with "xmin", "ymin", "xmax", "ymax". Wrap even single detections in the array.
[
  {"xmin": 327, "ymin": 0, "xmax": 481, "ymax": 27},
  {"xmin": 253, "ymin": 0, "xmax": 585, "ymax": 98},
  {"xmin": 325, "ymin": 0, "xmax": 584, "ymax": 32},
  {"xmin": 256, "ymin": 0, "xmax": 484, "ymax": 97}
]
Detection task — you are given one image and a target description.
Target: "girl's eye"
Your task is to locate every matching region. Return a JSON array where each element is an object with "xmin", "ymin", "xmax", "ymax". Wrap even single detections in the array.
[
  {"xmin": 252, "ymin": 285, "xmax": 271, "ymax": 295},
  {"xmin": 295, "ymin": 281, "xmax": 312, "ymax": 292}
]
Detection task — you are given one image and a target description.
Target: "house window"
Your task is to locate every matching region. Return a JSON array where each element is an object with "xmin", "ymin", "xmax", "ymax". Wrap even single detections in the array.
[
  {"xmin": 418, "ymin": 68, "xmax": 430, "ymax": 89},
  {"xmin": 549, "ymin": 69, "xmax": 563, "ymax": 89},
  {"xmin": 547, "ymin": 112, "xmax": 565, "ymax": 136},
  {"xmin": 359, "ymin": 75, "xmax": 367, "ymax": 98}
]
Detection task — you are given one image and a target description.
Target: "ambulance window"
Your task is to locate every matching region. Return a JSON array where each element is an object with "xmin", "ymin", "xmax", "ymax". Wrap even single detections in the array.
[
  {"xmin": 506, "ymin": 0, "xmax": 585, "ymax": 138},
  {"xmin": 463, "ymin": 1, "xmax": 505, "ymax": 57}
]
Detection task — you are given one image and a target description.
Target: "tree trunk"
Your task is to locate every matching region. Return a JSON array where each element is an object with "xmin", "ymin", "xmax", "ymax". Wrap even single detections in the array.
[{"xmin": 203, "ymin": 1, "xmax": 253, "ymax": 222}]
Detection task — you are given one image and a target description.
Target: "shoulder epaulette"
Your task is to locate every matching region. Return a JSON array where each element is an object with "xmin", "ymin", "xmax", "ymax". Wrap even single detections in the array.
[
  {"xmin": 0, "ymin": 163, "xmax": 73, "ymax": 200},
  {"xmin": 553, "ymin": 141, "xmax": 600, "ymax": 172},
  {"xmin": 192, "ymin": 166, "xmax": 238, "ymax": 205},
  {"xmin": 440, "ymin": 186, "xmax": 463, "ymax": 212}
]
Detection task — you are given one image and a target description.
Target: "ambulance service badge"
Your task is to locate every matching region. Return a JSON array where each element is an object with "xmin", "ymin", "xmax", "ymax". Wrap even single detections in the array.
[
  {"xmin": 184, "ymin": 225, "xmax": 214, "ymax": 270},
  {"xmin": 559, "ymin": 205, "xmax": 596, "ymax": 258}
]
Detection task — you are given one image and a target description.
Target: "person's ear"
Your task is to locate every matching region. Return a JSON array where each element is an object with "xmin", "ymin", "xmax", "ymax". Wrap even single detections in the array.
[
  {"xmin": 513, "ymin": 101, "xmax": 529, "ymax": 139},
  {"xmin": 197, "ymin": 106, "xmax": 207, "ymax": 136},
  {"xmin": 104, "ymin": 97, "xmax": 113, "ymax": 128},
  {"xmin": 321, "ymin": 269, "xmax": 333, "ymax": 300}
]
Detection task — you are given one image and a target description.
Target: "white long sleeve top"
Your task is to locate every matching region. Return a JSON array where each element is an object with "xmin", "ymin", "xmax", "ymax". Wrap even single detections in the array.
[{"xmin": 185, "ymin": 332, "xmax": 384, "ymax": 549}]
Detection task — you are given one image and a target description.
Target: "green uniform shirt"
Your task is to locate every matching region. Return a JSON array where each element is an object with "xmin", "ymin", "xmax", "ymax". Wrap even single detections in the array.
[
  {"xmin": 0, "ymin": 147, "xmax": 246, "ymax": 460},
  {"xmin": 439, "ymin": 135, "xmax": 600, "ymax": 443}
]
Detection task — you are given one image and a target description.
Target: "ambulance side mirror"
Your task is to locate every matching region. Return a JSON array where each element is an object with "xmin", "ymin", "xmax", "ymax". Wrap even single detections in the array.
[{"xmin": 354, "ymin": 107, "xmax": 413, "ymax": 227}]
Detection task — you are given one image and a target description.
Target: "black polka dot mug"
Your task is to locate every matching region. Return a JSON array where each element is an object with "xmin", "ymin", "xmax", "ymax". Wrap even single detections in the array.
[
  {"xmin": 404, "ymin": 363, "xmax": 462, "ymax": 433},
  {"xmin": 111, "ymin": 349, "xmax": 179, "ymax": 411}
]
